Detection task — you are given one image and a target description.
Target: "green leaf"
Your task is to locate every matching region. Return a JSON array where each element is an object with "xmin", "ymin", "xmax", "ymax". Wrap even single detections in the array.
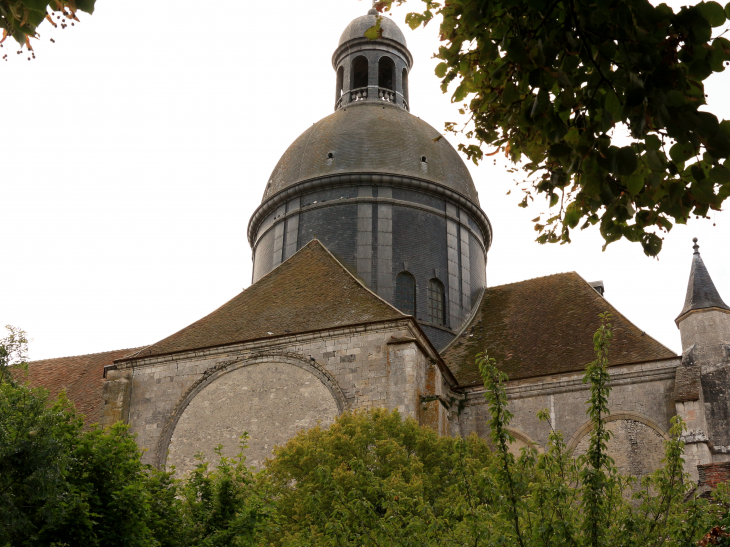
[
  {"xmin": 22, "ymin": 0, "xmax": 51, "ymax": 10},
  {"xmin": 645, "ymin": 150, "xmax": 666, "ymax": 171},
  {"xmin": 530, "ymin": 88, "xmax": 549, "ymax": 118},
  {"xmin": 669, "ymin": 142, "xmax": 697, "ymax": 163},
  {"xmin": 645, "ymin": 135, "xmax": 662, "ymax": 150},
  {"xmin": 73, "ymin": 0, "xmax": 96, "ymax": 12},
  {"xmin": 627, "ymin": 173, "xmax": 644, "ymax": 196},
  {"xmin": 665, "ymin": 90, "xmax": 686, "ymax": 107},
  {"xmin": 699, "ymin": 1, "xmax": 726, "ymax": 26},
  {"xmin": 709, "ymin": 165, "xmax": 730, "ymax": 182},
  {"xmin": 549, "ymin": 143, "xmax": 572, "ymax": 157},
  {"xmin": 501, "ymin": 81, "xmax": 520, "ymax": 104},
  {"xmin": 604, "ymin": 91, "xmax": 622, "ymax": 120},
  {"xmin": 364, "ymin": 19, "xmax": 382, "ymax": 40},
  {"xmin": 614, "ymin": 147, "xmax": 638, "ymax": 176},
  {"xmin": 435, "ymin": 62, "xmax": 448, "ymax": 79}
]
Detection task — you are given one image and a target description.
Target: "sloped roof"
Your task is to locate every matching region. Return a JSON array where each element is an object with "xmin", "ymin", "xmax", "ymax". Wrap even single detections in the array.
[
  {"xmin": 122, "ymin": 240, "xmax": 405, "ymax": 361},
  {"xmin": 441, "ymin": 272, "xmax": 676, "ymax": 386},
  {"xmin": 21, "ymin": 347, "xmax": 143, "ymax": 425},
  {"xmin": 676, "ymin": 241, "xmax": 729, "ymax": 323}
]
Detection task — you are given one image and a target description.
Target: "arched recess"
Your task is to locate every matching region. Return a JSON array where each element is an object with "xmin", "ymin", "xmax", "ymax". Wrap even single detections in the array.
[
  {"xmin": 401, "ymin": 68, "xmax": 409, "ymax": 101},
  {"xmin": 505, "ymin": 427, "xmax": 542, "ymax": 456},
  {"xmin": 156, "ymin": 352, "xmax": 348, "ymax": 473},
  {"xmin": 336, "ymin": 65, "xmax": 345, "ymax": 101},
  {"xmin": 378, "ymin": 56, "xmax": 395, "ymax": 90},
  {"xmin": 351, "ymin": 56, "xmax": 368, "ymax": 90},
  {"xmin": 567, "ymin": 412, "xmax": 670, "ymax": 479}
]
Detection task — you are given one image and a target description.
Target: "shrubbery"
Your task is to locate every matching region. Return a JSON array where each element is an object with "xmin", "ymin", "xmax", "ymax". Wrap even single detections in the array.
[{"xmin": 1, "ymin": 319, "xmax": 729, "ymax": 546}]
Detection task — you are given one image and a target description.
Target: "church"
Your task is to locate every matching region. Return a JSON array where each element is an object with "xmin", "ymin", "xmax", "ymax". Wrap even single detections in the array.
[{"xmin": 27, "ymin": 8, "xmax": 730, "ymax": 487}]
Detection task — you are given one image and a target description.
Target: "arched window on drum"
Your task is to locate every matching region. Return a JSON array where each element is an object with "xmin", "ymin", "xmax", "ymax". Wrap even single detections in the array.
[
  {"xmin": 351, "ymin": 56, "xmax": 368, "ymax": 90},
  {"xmin": 395, "ymin": 272, "xmax": 416, "ymax": 316},
  {"xmin": 428, "ymin": 279, "xmax": 446, "ymax": 326}
]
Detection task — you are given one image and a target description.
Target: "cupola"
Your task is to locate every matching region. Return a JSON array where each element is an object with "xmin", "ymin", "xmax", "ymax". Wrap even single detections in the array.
[{"xmin": 332, "ymin": 8, "xmax": 413, "ymax": 111}]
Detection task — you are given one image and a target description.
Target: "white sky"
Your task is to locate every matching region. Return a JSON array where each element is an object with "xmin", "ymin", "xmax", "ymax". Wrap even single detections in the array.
[{"xmin": 1, "ymin": 0, "xmax": 728, "ymax": 361}]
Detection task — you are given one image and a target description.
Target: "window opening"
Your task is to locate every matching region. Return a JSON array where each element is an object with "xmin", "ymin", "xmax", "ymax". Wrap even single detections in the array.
[
  {"xmin": 352, "ymin": 56, "xmax": 368, "ymax": 89},
  {"xmin": 336, "ymin": 66, "xmax": 344, "ymax": 97},
  {"xmin": 421, "ymin": 156, "xmax": 427, "ymax": 163},
  {"xmin": 395, "ymin": 272, "xmax": 416, "ymax": 316},
  {"xmin": 402, "ymin": 68, "xmax": 409, "ymax": 100},
  {"xmin": 378, "ymin": 56, "xmax": 395, "ymax": 91},
  {"xmin": 428, "ymin": 279, "xmax": 446, "ymax": 326}
]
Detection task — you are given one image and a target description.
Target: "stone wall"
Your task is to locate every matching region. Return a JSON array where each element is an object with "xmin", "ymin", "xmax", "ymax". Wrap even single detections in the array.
[
  {"xmin": 104, "ymin": 319, "xmax": 447, "ymax": 471},
  {"xmin": 457, "ymin": 357, "xmax": 679, "ymax": 480}
]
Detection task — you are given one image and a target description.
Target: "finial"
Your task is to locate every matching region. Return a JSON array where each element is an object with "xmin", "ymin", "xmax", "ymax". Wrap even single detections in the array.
[
  {"xmin": 368, "ymin": 7, "xmax": 378, "ymax": 15},
  {"xmin": 692, "ymin": 237, "xmax": 699, "ymax": 254}
]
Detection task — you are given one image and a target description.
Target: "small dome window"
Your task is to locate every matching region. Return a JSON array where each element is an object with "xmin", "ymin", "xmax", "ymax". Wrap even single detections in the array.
[
  {"xmin": 421, "ymin": 156, "xmax": 427, "ymax": 163},
  {"xmin": 327, "ymin": 152, "xmax": 334, "ymax": 159}
]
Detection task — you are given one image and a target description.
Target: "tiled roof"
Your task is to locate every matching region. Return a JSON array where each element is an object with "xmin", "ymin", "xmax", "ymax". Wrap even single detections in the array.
[
  {"xmin": 21, "ymin": 347, "xmax": 143, "ymax": 425},
  {"xmin": 122, "ymin": 240, "xmax": 405, "ymax": 361},
  {"xmin": 441, "ymin": 272, "xmax": 677, "ymax": 386},
  {"xmin": 676, "ymin": 243, "xmax": 729, "ymax": 322}
]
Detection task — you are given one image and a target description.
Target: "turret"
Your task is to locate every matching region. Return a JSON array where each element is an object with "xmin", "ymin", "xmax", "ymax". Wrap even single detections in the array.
[
  {"xmin": 332, "ymin": 8, "xmax": 413, "ymax": 111},
  {"xmin": 675, "ymin": 238, "xmax": 730, "ymax": 365},
  {"xmin": 674, "ymin": 238, "xmax": 730, "ymax": 485}
]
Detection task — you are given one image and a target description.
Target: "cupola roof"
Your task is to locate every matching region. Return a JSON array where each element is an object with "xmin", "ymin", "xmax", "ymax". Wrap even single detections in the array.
[
  {"xmin": 262, "ymin": 102, "xmax": 480, "ymax": 204},
  {"xmin": 338, "ymin": 10, "xmax": 407, "ymax": 47},
  {"xmin": 676, "ymin": 238, "xmax": 730, "ymax": 323}
]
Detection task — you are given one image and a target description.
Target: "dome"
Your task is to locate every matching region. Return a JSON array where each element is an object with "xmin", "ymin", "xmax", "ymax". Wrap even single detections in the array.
[
  {"xmin": 263, "ymin": 102, "xmax": 479, "ymax": 204},
  {"xmin": 338, "ymin": 12, "xmax": 407, "ymax": 47}
]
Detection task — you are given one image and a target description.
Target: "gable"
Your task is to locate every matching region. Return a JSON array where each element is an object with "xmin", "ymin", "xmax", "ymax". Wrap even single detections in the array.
[
  {"xmin": 123, "ymin": 240, "xmax": 405, "ymax": 361},
  {"xmin": 441, "ymin": 272, "xmax": 677, "ymax": 386}
]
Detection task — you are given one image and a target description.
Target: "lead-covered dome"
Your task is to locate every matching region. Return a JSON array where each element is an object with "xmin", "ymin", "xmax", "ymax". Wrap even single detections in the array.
[
  {"xmin": 262, "ymin": 101, "xmax": 480, "ymax": 204},
  {"xmin": 338, "ymin": 11, "xmax": 407, "ymax": 46}
]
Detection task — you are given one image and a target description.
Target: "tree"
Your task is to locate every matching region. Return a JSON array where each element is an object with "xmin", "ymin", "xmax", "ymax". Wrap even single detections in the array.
[
  {"xmin": 259, "ymin": 408, "xmax": 495, "ymax": 545},
  {"xmin": 0, "ymin": 326, "xmax": 180, "ymax": 547},
  {"xmin": 0, "ymin": 0, "xmax": 96, "ymax": 51},
  {"xmin": 373, "ymin": 0, "xmax": 730, "ymax": 256}
]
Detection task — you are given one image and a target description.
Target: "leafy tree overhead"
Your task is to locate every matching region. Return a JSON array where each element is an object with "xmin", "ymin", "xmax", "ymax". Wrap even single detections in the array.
[
  {"xmin": 374, "ymin": 0, "xmax": 730, "ymax": 256},
  {"xmin": 0, "ymin": 0, "xmax": 95, "ymax": 51}
]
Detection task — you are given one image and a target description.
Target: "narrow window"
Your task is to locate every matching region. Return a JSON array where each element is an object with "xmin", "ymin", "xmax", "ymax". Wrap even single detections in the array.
[
  {"xmin": 428, "ymin": 279, "xmax": 446, "ymax": 326},
  {"xmin": 378, "ymin": 56, "xmax": 395, "ymax": 90},
  {"xmin": 395, "ymin": 272, "xmax": 416, "ymax": 316},
  {"xmin": 336, "ymin": 66, "xmax": 344, "ymax": 97},
  {"xmin": 402, "ymin": 68, "xmax": 409, "ymax": 101},
  {"xmin": 352, "ymin": 56, "xmax": 368, "ymax": 90}
]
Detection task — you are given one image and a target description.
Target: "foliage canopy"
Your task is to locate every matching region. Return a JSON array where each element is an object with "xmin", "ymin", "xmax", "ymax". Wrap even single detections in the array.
[
  {"xmin": 0, "ymin": 0, "xmax": 95, "ymax": 50},
  {"xmin": 375, "ymin": 0, "xmax": 730, "ymax": 255}
]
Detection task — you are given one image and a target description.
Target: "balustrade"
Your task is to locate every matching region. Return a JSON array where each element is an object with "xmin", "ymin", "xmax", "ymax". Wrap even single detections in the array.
[{"xmin": 334, "ymin": 87, "xmax": 410, "ymax": 112}]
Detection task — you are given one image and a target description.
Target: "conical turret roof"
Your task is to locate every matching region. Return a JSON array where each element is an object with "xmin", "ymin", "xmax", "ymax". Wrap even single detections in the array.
[{"xmin": 676, "ymin": 238, "xmax": 730, "ymax": 323}]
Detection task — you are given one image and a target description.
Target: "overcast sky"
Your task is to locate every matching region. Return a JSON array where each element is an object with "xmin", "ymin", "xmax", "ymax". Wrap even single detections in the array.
[{"xmin": 2, "ymin": 0, "xmax": 728, "ymax": 361}]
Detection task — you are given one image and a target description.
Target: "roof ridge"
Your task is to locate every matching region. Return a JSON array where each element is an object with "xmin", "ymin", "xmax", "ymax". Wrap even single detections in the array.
[
  {"xmin": 486, "ymin": 271, "xmax": 580, "ymax": 290},
  {"xmin": 30, "ymin": 346, "xmax": 146, "ymax": 364}
]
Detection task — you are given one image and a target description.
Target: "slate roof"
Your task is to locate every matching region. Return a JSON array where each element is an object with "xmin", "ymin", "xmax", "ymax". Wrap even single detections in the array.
[
  {"xmin": 21, "ymin": 347, "xmax": 143, "ymax": 425},
  {"xmin": 121, "ymin": 240, "xmax": 406, "ymax": 361},
  {"xmin": 441, "ymin": 272, "xmax": 677, "ymax": 386},
  {"xmin": 676, "ymin": 241, "xmax": 729, "ymax": 322},
  {"xmin": 261, "ymin": 102, "xmax": 480, "ymax": 204}
]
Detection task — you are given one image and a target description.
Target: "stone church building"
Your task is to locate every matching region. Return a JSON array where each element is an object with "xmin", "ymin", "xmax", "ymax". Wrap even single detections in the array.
[{"xmin": 28, "ymin": 9, "xmax": 730, "ymax": 485}]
